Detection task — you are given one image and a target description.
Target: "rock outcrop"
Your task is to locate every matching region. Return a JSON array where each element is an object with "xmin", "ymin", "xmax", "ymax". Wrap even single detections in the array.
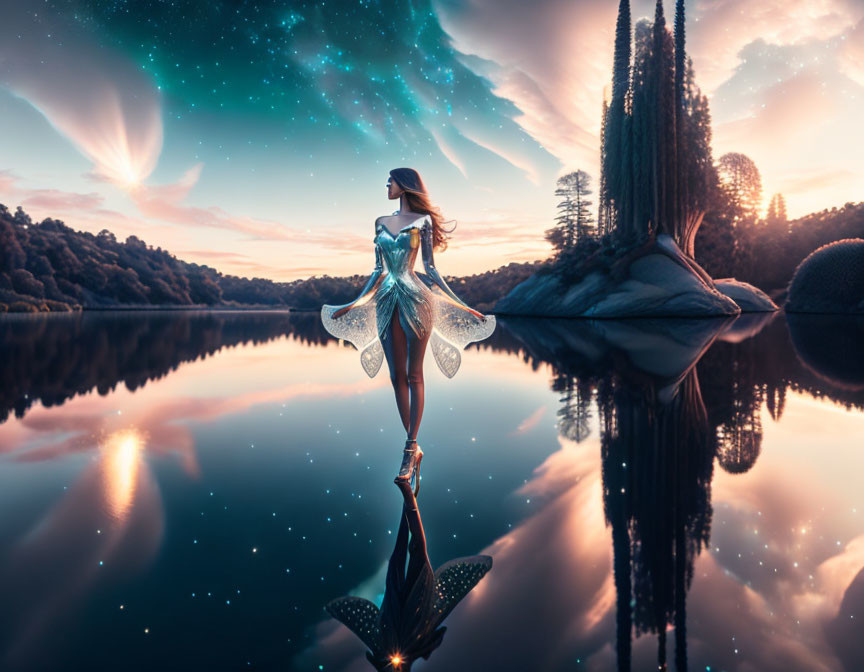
[
  {"xmin": 714, "ymin": 279, "xmax": 778, "ymax": 313},
  {"xmin": 495, "ymin": 234, "xmax": 746, "ymax": 318}
]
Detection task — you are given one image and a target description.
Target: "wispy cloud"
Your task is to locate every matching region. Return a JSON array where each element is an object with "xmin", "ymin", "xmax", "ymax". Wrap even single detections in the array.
[
  {"xmin": 126, "ymin": 163, "xmax": 372, "ymax": 250},
  {"xmin": 0, "ymin": 168, "xmax": 146, "ymax": 231},
  {"xmin": 837, "ymin": 17, "xmax": 864, "ymax": 87},
  {"xmin": 174, "ymin": 249, "xmax": 329, "ymax": 278},
  {"xmin": 0, "ymin": 5, "xmax": 163, "ymax": 187},
  {"xmin": 511, "ymin": 405, "xmax": 547, "ymax": 435},
  {"xmin": 21, "ymin": 189, "xmax": 105, "ymax": 212},
  {"xmin": 777, "ymin": 169, "xmax": 857, "ymax": 195},
  {"xmin": 437, "ymin": 0, "xmax": 864, "ymax": 218}
]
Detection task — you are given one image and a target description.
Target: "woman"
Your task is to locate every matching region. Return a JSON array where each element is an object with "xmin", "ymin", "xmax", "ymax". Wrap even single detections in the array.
[{"xmin": 320, "ymin": 168, "xmax": 496, "ymax": 486}]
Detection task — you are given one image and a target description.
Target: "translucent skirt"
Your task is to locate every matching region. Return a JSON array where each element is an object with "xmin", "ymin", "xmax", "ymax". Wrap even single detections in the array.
[{"xmin": 321, "ymin": 273, "xmax": 496, "ymax": 379}]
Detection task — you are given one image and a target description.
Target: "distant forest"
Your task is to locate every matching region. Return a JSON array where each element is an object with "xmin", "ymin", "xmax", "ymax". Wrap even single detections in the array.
[
  {"xmin": 697, "ymin": 200, "xmax": 864, "ymax": 298},
  {"xmin": 0, "ymin": 203, "xmax": 540, "ymax": 313}
]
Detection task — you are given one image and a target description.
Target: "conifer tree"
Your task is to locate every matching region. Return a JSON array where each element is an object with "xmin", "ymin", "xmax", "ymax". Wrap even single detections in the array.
[
  {"xmin": 674, "ymin": 0, "xmax": 687, "ymax": 240},
  {"xmin": 601, "ymin": 0, "xmax": 718, "ymax": 257},
  {"xmin": 548, "ymin": 171, "xmax": 597, "ymax": 252},
  {"xmin": 598, "ymin": 96, "xmax": 610, "ymax": 236},
  {"xmin": 602, "ymin": 0, "xmax": 632, "ymax": 235},
  {"xmin": 651, "ymin": 0, "xmax": 678, "ymax": 240},
  {"xmin": 776, "ymin": 193, "xmax": 787, "ymax": 223}
]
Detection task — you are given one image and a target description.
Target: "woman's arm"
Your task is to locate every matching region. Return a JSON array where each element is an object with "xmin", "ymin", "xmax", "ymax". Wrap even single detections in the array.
[
  {"xmin": 331, "ymin": 227, "xmax": 385, "ymax": 318},
  {"xmin": 420, "ymin": 220, "xmax": 485, "ymax": 319}
]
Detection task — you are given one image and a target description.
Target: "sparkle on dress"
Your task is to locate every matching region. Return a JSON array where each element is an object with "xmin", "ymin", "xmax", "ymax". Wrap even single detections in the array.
[{"xmin": 321, "ymin": 213, "xmax": 496, "ymax": 378}]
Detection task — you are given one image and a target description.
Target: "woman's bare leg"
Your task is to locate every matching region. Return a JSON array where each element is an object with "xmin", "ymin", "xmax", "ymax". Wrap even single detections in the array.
[
  {"xmin": 381, "ymin": 306, "xmax": 410, "ymax": 432},
  {"xmin": 405, "ymin": 323, "xmax": 432, "ymax": 441}
]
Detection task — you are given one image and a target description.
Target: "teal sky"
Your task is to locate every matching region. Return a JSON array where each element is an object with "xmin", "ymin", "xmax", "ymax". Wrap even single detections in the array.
[{"xmin": 1, "ymin": 0, "xmax": 862, "ymax": 280}]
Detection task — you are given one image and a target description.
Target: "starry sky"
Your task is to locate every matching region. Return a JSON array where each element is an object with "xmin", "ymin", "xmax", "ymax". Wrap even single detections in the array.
[{"xmin": 1, "ymin": 0, "xmax": 862, "ymax": 281}]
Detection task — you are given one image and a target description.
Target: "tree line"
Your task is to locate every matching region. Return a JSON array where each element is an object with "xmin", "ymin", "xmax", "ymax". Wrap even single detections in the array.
[{"xmin": 0, "ymin": 203, "xmax": 539, "ymax": 313}]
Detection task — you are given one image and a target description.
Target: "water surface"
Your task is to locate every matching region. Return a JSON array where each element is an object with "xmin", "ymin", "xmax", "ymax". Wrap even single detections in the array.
[{"xmin": 0, "ymin": 310, "xmax": 862, "ymax": 671}]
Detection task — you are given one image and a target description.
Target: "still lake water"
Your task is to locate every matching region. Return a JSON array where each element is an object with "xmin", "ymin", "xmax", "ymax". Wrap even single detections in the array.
[{"xmin": 0, "ymin": 310, "xmax": 863, "ymax": 672}]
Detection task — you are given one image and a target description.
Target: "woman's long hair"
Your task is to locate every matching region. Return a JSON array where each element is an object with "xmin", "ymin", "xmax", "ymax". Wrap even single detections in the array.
[{"xmin": 389, "ymin": 167, "xmax": 455, "ymax": 252}]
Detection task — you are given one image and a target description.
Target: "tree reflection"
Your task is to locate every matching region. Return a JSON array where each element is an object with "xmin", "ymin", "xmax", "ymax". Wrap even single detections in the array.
[
  {"xmin": 498, "ymin": 316, "xmax": 726, "ymax": 670},
  {"xmin": 495, "ymin": 311, "xmax": 864, "ymax": 670},
  {"xmin": 715, "ymin": 395, "xmax": 762, "ymax": 474},
  {"xmin": 0, "ymin": 311, "xmax": 324, "ymax": 423},
  {"xmin": 553, "ymin": 373, "xmax": 594, "ymax": 442},
  {"xmin": 600, "ymin": 367, "xmax": 713, "ymax": 671}
]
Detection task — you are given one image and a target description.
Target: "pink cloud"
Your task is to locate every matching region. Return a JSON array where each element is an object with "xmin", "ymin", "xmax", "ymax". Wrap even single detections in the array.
[
  {"xmin": 436, "ymin": 0, "xmax": 615, "ymax": 172},
  {"xmin": 837, "ymin": 18, "xmax": 864, "ymax": 86},
  {"xmin": 127, "ymin": 163, "xmax": 372, "ymax": 251},
  {"xmin": 687, "ymin": 0, "xmax": 864, "ymax": 91},
  {"xmin": 21, "ymin": 189, "xmax": 105, "ymax": 211},
  {"xmin": 175, "ymin": 249, "xmax": 330, "ymax": 278},
  {"xmin": 0, "ymin": 167, "xmax": 160, "ymax": 237},
  {"xmin": 0, "ymin": 169, "xmax": 18, "ymax": 193},
  {"xmin": 777, "ymin": 169, "xmax": 858, "ymax": 195},
  {"xmin": 714, "ymin": 71, "xmax": 837, "ymax": 150},
  {"xmin": 511, "ymin": 405, "xmax": 547, "ymax": 435}
]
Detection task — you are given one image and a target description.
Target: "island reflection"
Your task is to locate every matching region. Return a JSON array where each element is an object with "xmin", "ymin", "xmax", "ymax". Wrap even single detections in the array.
[
  {"xmin": 3, "ymin": 310, "xmax": 862, "ymax": 431},
  {"xmin": 302, "ymin": 312, "xmax": 864, "ymax": 671},
  {"xmin": 2, "ymin": 311, "xmax": 863, "ymax": 670}
]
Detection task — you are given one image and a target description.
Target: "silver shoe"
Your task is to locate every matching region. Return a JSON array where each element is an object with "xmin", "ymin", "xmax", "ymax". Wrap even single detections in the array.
[{"xmin": 394, "ymin": 439, "xmax": 423, "ymax": 496}]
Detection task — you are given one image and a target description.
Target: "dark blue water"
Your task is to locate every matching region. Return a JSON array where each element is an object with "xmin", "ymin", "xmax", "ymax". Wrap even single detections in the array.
[{"xmin": 1, "ymin": 310, "xmax": 862, "ymax": 671}]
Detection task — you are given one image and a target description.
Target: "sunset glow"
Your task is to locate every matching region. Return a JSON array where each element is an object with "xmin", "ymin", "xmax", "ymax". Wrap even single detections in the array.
[
  {"xmin": 1, "ymin": 1, "xmax": 859, "ymax": 282},
  {"xmin": 100, "ymin": 428, "xmax": 145, "ymax": 521}
]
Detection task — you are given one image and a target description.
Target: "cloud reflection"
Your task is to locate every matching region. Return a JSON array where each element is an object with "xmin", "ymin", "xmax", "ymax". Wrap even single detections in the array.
[{"xmin": 0, "ymin": 426, "xmax": 164, "ymax": 671}]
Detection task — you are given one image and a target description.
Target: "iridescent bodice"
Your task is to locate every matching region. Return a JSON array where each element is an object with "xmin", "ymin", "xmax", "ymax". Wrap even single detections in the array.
[
  {"xmin": 370, "ymin": 219, "xmax": 433, "ymax": 342},
  {"xmin": 375, "ymin": 220, "xmax": 425, "ymax": 294}
]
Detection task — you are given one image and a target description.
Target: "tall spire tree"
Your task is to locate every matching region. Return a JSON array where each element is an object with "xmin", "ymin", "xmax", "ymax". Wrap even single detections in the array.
[
  {"xmin": 630, "ymin": 19, "xmax": 655, "ymax": 237},
  {"xmin": 680, "ymin": 56, "xmax": 718, "ymax": 256},
  {"xmin": 599, "ymin": 95, "xmax": 610, "ymax": 236},
  {"xmin": 600, "ymin": 0, "xmax": 718, "ymax": 259},
  {"xmin": 674, "ymin": 0, "xmax": 687, "ymax": 245},
  {"xmin": 602, "ymin": 0, "xmax": 632, "ymax": 236},
  {"xmin": 651, "ymin": 0, "xmax": 678, "ymax": 240}
]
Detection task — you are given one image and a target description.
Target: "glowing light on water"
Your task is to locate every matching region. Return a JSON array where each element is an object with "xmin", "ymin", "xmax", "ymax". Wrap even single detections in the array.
[{"xmin": 100, "ymin": 428, "xmax": 145, "ymax": 521}]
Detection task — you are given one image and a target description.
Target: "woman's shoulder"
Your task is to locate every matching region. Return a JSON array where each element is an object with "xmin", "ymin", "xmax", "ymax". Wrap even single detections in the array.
[{"xmin": 375, "ymin": 212, "xmax": 431, "ymax": 227}]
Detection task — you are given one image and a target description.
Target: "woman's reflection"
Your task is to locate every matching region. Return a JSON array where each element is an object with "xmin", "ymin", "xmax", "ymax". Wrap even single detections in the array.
[{"xmin": 325, "ymin": 479, "xmax": 492, "ymax": 670}]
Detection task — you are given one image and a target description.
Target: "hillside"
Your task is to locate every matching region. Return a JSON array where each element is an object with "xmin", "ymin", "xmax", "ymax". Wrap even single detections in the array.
[{"xmin": 0, "ymin": 203, "xmax": 540, "ymax": 313}]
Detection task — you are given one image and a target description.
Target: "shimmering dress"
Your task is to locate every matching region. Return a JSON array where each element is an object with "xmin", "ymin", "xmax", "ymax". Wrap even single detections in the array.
[{"xmin": 321, "ymin": 213, "xmax": 496, "ymax": 378}]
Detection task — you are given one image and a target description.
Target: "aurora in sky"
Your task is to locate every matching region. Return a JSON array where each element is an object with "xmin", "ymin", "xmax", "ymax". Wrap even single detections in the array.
[{"xmin": 1, "ymin": 0, "xmax": 862, "ymax": 281}]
